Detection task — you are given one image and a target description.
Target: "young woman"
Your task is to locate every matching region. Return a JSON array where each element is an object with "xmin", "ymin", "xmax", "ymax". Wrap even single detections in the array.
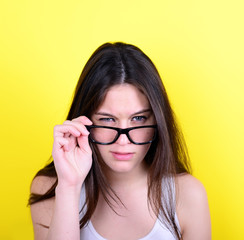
[{"xmin": 29, "ymin": 42, "xmax": 211, "ymax": 240}]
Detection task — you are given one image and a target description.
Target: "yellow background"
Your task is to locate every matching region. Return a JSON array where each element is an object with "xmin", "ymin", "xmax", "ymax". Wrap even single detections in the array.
[{"xmin": 1, "ymin": 0, "xmax": 243, "ymax": 239}]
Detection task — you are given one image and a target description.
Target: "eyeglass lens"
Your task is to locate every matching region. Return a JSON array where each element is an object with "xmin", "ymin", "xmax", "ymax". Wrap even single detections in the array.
[{"xmin": 89, "ymin": 127, "xmax": 155, "ymax": 144}]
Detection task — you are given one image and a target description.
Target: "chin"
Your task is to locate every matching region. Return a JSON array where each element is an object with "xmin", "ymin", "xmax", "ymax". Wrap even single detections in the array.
[
  {"xmin": 105, "ymin": 159, "xmax": 144, "ymax": 175},
  {"xmin": 109, "ymin": 162, "xmax": 133, "ymax": 173}
]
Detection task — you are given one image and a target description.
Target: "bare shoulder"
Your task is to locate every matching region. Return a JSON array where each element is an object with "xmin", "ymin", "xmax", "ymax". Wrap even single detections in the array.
[
  {"xmin": 31, "ymin": 175, "xmax": 57, "ymax": 194},
  {"xmin": 175, "ymin": 174, "xmax": 211, "ymax": 240},
  {"xmin": 176, "ymin": 173, "xmax": 207, "ymax": 201},
  {"xmin": 30, "ymin": 176, "xmax": 56, "ymax": 239}
]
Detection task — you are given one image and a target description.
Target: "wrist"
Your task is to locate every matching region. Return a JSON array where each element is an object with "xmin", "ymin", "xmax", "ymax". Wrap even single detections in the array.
[{"xmin": 55, "ymin": 182, "xmax": 83, "ymax": 197}]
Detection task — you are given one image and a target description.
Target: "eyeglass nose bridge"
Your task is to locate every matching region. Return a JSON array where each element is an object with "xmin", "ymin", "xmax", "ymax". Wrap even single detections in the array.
[{"xmin": 114, "ymin": 128, "xmax": 133, "ymax": 143}]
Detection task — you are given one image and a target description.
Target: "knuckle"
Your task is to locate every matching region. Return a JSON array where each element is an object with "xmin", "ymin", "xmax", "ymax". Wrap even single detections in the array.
[{"xmin": 53, "ymin": 126, "xmax": 59, "ymax": 136}]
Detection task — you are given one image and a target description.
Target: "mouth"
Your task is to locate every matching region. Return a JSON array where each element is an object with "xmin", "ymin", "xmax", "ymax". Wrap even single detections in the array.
[{"xmin": 111, "ymin": 151, "xmax": 134, "ymax": 160}]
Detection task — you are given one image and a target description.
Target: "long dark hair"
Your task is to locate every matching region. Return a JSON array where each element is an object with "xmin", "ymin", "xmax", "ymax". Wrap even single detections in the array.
[{"xmin": 29, "ymin": 42, "xmax": 191, "ymax": 239}]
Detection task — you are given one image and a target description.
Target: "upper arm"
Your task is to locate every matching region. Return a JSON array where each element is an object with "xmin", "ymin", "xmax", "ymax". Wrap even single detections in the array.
[
  {"xmin": 176, "ymin": 174, "xmax": 211, "ymax": 240},
  {"xmin": 30, "ymin": 176, "xmax": 56, "ymax": 240}
]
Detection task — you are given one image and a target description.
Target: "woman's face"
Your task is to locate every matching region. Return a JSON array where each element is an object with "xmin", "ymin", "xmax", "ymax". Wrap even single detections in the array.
[{"xmin": 91, "ymin": 84, "xmax": 155, "ymax": 176}]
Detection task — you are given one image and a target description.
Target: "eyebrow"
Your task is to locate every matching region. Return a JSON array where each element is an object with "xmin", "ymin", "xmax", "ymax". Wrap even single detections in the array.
[{"xmin": 95, "ymin": 109, "xmax": 152, "ymax": 118}]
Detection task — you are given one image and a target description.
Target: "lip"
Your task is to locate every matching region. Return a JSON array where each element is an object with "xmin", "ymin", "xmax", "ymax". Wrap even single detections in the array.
[{"xmin": 111, "ymin": 151, "xmax": 134, "ymax": 161}]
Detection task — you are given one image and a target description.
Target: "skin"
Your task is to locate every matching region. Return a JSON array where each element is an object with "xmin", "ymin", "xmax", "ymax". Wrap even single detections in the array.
[{"xmin": 30, "ymin": 84, "xmax": 211, "ymax": 240}]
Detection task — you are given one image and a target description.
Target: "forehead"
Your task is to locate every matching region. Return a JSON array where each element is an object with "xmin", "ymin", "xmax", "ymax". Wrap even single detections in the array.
[{"xmin": 96, "ymin": 84, "xmax": 150, "ymax": 114}]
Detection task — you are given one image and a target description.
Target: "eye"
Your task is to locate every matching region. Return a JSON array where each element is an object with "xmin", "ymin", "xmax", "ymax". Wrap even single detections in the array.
[
  {"xmin": 132, "ymin": 116, "xmax": 147, "ymax": 122},
  {"xmin": 99, "ymin": 117, "xmax": 115, "ymax": 122}
]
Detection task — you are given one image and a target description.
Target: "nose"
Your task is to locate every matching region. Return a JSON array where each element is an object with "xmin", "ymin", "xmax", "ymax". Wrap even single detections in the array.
[{"xmin": 116, "ymin": 133, "xmax": 131, "ymax": 145}]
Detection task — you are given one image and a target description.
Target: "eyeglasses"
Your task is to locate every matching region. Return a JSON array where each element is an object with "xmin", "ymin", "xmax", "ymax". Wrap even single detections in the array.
[{"xmin": 85, "ymin": 125, "xmax": 157, "ymax": 145}]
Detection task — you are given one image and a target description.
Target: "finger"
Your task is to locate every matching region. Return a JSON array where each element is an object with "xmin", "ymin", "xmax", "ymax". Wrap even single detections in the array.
[
  {"xmin": 77, "ymin": 134, "xmax": 92, "ymax": 154},
  {"xmin": 53, "ymin": 124, "xmax": 81, "ymax": 138},
  {"xmin": 62, "ymin": 133, "xmax": 77, "ymax": 150},
  {"xmin": 64, "ymin": 132, "xmax": 71, "ymax": 138},
  {"xmin": 72, "ymin": 116, "xmax": 93, "ymax": 125},
  {"xmin": 62, "ymin": 120, "xmax": 90, "ymax": 136},
  {"xmin": 65, "ymin": 135, "xmax": 77, "ymax": 151},
  {"xmin": 54, "ymin": 135, "xmax": 77, "ymax": 152},
  {"xmin": 53, "ymin": 136, "xmax": 69, "ymax": 150}
]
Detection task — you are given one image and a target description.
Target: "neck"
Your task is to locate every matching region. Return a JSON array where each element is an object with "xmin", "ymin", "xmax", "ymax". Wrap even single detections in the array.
[
  {"xmin": 104, "ymin": 162, "xmax": 149, "ymax": 192},
  {"xmin": 97, "ymin": 162, "xmax": 151, "ymax": 212}
]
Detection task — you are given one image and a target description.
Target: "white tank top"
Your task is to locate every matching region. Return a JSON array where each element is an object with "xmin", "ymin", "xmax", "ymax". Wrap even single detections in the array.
[{"xmin": 79, "ymin": 182, "xmax": 180, "ymax": 240}]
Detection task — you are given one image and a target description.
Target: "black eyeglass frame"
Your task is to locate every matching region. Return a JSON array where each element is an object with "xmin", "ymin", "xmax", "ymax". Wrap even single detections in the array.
[{"xmin": 85, "ymin": 125, "xmax": 157, "ymax": 145}]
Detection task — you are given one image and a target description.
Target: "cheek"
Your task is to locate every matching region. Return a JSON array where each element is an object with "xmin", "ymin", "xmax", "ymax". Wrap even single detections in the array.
[
  {"xmin": 138, "ymin": 145, "xmax": 151, "ymax": 158},
  {"xmin": 96, "ymin": 145, "xmax": 108, "ymax": 158}
]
